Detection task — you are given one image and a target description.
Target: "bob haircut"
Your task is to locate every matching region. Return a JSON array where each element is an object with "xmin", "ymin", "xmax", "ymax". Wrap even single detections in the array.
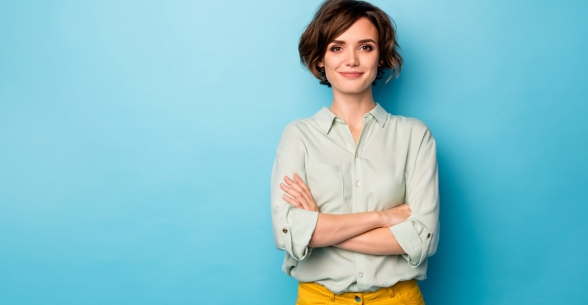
[{"xmin": 298, "ymin": 0, "xmax": 402, "ymax": 87}]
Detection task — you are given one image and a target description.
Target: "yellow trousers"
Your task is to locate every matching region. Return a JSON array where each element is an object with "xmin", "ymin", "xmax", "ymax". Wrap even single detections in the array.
[{"xmin": 296, "ymin": 280, "xmax": 425, "ymax": 305}]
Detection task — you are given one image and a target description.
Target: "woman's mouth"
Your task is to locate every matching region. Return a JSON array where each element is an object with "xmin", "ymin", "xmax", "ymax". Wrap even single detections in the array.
[{"xmin": 339, "ymin": 72, "xmax": 364, "ymax": 79}]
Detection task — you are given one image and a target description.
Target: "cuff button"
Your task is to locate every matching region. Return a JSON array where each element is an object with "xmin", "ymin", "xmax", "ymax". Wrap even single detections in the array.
[
  {"xmin": 427, "ymin": 233, "xmax": 432, "ymax": 238},
  {"xmin": 282, "ymin": 228, "xmax": 288, "ymax": 233}
]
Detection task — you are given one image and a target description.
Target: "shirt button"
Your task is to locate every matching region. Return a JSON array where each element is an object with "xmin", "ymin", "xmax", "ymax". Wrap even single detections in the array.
[
  {"xmin": 355, "ymin": 152, "xmax": 358, "ymax": 158},
  {"xmin": 355, "ymin": 181, "xmax": 360, "ymax": 187},
  {"xmin": 358, "ymin": 272, "xmax": 364, "ymax": 277},
  {"xmin": 355, "ymin": 296, "xmax": 361, "ymax": 302},
  {"xmin": 282, "ymin": 228, "xmax": 288, "ymax": 234},
  {"xmin": 427, "ymin": 233, "xmax": 432, "ymax": 238}
]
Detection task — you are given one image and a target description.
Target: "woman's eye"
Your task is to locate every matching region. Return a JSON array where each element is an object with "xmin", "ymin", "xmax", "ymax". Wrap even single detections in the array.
[
  {"xmin": 361, "ymin": 45, "xmax": 373, "ymax": 51},
  {"xmin": 330, "ymin": 46, "xmax": 342, "ymax": 52}
]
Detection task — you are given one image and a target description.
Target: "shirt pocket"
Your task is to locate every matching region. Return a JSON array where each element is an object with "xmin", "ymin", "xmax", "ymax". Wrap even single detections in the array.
[
  {"xmin": 366, "ymin": 162, "xmax": 406, "ymax": 211},
  {"xmin": 305, "ymin": 164, "xmax": 344, "ymax": 214}
]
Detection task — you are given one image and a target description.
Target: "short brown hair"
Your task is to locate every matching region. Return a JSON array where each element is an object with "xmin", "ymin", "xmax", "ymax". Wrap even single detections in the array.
[{"xmin": 298, "ymin": 0, "xmax": 402, "ymax": 86}]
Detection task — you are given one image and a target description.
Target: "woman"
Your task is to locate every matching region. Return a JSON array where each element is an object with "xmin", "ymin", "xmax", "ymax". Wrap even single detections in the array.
[{"xmin": 270, "ymin": 0, "xmax": 439, "ymax": 304}]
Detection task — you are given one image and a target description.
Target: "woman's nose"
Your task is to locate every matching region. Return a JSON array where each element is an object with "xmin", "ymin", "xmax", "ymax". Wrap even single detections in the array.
[{"xmin": 346, "ymin": 50, "xmax": 359, "ymax": 66}]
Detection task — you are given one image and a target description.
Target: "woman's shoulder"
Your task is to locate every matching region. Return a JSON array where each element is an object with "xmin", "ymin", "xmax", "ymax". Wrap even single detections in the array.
[
  {"xmin": 280, "ymin": 118, "xmax": 312, "ymax": 136},
  {"xmin": 282, "ymin": 118, "xmax": 311, "ymax": 130},
  {"xmin": 275, "ymin": 116, "xmax": 320, "ymax": 153},
  {"xmin": 276, "ymin": 117, "xmax": 317, "ymax": 147},
  {"xmin": 387, "ymin": 114, "xmax": 432, "ymax": 136},
  {"xmin": 280, "ymin": 108, "xmax": 328, "ymax": 137}
]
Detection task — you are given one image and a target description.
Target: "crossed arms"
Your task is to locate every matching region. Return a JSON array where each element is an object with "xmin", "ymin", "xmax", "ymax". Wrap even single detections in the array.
[
  {"xmin": 270, "ymin": 123, "xmax": 439, "ymax": 266},
  {"xmin": 280, "ymin": 173, "xmax": 411, "ymax": 255}
]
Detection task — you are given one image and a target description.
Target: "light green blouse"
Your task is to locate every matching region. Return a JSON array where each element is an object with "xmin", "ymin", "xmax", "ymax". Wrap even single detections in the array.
[{"xmin": 270, "ymin": 103, "xmax": 439, "ymax": 294}]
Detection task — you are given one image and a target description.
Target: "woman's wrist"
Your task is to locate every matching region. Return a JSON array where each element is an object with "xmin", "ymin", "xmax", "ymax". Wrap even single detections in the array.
[
  {"xmin": 374, "ymin": 211, "xmax": 387, "ymax": 228},
  {"xmin": 378, "ymin": 204, "xmax": 412, "ymax": 228}
]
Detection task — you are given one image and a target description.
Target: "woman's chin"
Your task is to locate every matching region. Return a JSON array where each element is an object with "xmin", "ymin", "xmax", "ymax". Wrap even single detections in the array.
[
  {"xmin": 329, "ymin": 77, "xmax": 375, "ymax": 95},
  {"xmin": 332, "ymin": 85, "xmax": 371, "ymax": 95}
]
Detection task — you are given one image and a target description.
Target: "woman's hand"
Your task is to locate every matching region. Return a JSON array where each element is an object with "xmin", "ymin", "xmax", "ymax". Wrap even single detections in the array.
[
  {"xmin": 280, "ymin": 173, "xmax": 319, "ymax": 212},
  {"xmin": 379, "ymin": 204, "xmax": 412, "ymax": 227}
]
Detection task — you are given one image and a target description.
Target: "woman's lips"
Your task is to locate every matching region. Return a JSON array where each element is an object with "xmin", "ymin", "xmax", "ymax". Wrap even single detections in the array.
[{"xmin": 339, "ymin": 72, "xmax": 364, "ymax": 78}]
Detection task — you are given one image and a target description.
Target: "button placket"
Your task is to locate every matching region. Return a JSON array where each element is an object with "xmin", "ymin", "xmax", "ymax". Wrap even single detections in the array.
[
  {"xmin": 352, "ymin": 119, "xmax": 371, "ymax": 292},
  {"xmin": 351, "ymin": 120, "xmax": 370, "ymax": 214}
]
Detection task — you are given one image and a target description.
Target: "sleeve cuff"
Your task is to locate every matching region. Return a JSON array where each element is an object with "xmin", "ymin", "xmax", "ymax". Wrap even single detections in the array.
[
  {"xmin": 390, "ymin": 219, "xmax": 431, "ymax": 267},
  {"xmin": 282, "ymin": 208, "xmax": 319, "ymax": 261}
]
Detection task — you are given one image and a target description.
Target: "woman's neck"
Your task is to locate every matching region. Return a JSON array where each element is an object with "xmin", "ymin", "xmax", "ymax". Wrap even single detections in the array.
[{"xmin": 329, "ymin": 88, "xmax": 376, "ymax": 128}]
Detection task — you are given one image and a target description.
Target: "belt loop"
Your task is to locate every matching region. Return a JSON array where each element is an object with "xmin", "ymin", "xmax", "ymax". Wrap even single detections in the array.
[{"xmin": 387, "ymin": 286, "xmax": 395, "ymax": 297}]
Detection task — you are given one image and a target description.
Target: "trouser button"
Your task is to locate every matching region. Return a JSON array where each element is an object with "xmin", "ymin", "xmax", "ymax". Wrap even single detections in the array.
[{"xmin": 355, "ymin": 295, "xmax": 361, "ymax": 302}]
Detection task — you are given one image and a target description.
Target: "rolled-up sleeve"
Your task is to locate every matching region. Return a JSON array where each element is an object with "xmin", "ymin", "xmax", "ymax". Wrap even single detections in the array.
[
  {"xmin": 390, "ymin": 124, "xmax": 440, "ymax": 267},
  {"xmin": 271, "ymin": 123, "xmax": 319, "ymax": 261}
]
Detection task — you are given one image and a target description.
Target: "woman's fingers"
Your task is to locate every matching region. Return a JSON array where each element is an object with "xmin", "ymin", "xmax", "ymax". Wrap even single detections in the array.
[
  {"xmin": 282, "ymin": 175, "xmax": 318, "ymax": 211},
  {"xmin": 282, "ymin": 193, "xmax": 302, "ymax": 208},
  {"xmin": 284, "ymin": 174, "xmax": 318, "ymax": 212},
  {"xmin": 293, "ymin": 174, "xmax": 318, "ymax": 211},
  {"xmin": 280, "ymin": 182, "xmax": 301, "ymax": 202},
  {"xmin": 293, "ymin": 173, "xmax": 311, "ymax": 192},
  {"xmin": 281, "ymin": 178, "xmax": 311, "ymax": 210},
  {"xmin": 285, "ymin": 175, "xmax": 313, "ymax": 206}
]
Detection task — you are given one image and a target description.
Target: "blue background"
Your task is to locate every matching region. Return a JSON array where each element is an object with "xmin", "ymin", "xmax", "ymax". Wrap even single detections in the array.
[{"xmin": 1, "ymin": 0, "xmax": 587, "ymax": 304}]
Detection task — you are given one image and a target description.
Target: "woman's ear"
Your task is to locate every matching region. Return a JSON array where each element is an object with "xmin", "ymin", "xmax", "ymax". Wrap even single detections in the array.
[{"xmin": 317, "ymin": 60, "xmax": 324, "ymax": 68}]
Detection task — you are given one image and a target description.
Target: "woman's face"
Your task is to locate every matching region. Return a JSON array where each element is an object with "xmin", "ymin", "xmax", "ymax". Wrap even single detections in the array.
[{"xmin": 318, "ymin": 17, "xmax": 380, "ymax": 96}]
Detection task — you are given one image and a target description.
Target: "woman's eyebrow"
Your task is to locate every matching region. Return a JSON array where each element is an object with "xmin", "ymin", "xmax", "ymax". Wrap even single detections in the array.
[{"xmin": 331, "ymin": 39, "xmax": 377, "ymax": 44}]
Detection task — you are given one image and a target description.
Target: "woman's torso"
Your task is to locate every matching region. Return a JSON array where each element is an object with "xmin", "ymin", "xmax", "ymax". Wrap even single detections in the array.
[{"xmin": 282, "ymin": 104, "xmax": 431, "ymax": 294}]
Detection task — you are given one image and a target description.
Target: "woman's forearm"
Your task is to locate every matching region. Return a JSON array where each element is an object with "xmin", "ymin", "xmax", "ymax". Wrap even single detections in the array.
[
  {"xmin": 332, "ymin": 228, "xmax": 406, "ymax": 255},
  {"xmin": 281, "ymin": 174, "xmax": 412, "ymax": 249},
  {"xmin": 308, "ymin": 212, "xmax": 383, "ymax": 247}
]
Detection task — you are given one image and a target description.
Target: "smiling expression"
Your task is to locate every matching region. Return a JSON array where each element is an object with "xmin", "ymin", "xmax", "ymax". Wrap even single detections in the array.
[{"xmin": 318, "ymin": 17, "xmax": 381, "ymax": 95}]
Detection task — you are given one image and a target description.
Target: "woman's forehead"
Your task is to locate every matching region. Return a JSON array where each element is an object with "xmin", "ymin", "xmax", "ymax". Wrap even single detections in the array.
[{"xmin": 331, "ymin": 17, "xmax": 378, "ymax": 43}]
